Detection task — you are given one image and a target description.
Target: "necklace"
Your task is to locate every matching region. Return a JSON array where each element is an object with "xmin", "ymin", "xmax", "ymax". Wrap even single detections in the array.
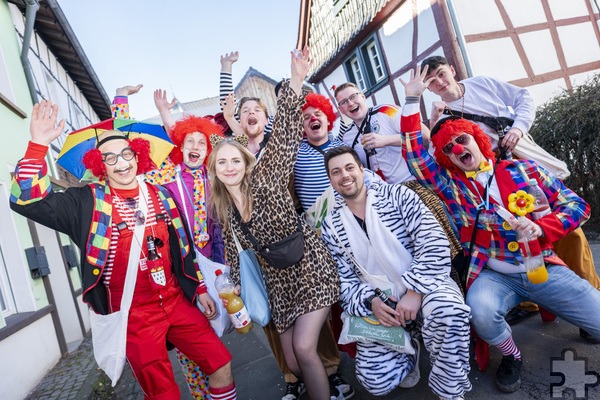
[{"xmin": 457, "ymin": 83, "xmax": 465, "ymax": 117}]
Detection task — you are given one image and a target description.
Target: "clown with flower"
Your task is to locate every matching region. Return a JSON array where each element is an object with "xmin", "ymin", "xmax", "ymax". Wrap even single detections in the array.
[{"xmin": 398, "ymin": 65, "xmax": 600, "ymax": 396}]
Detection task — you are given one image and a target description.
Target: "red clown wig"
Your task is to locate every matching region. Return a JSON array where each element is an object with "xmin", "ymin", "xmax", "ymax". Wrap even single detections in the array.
[
  {"xmin": 82, "ymin": 131, "xmax": 155, "ymax": 180},
  {"xmin": 431, "ymin": 117, "xmax": 496, "ymax": 173},
  {"xmin": 302, "ymin": 93, "xmax": 337, "ymax": 132},
  {"xmin": 168, "ymin": 115, "xmax": 224, "ymax": 166}
]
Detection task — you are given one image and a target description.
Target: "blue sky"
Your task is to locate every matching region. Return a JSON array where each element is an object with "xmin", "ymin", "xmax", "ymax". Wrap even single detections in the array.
[{"xmin": 58, "ymin": 1, "xmax": 300, "ymax": 120}]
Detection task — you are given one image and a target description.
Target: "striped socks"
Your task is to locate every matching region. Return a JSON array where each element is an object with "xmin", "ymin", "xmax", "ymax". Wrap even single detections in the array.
[
  {"xmin": 496, "ymin": 336, "xmax": 522, "ymax": 360},
  {"xmin": 210, "ymin": 382, "xmax": 237, "ymax": 400}
]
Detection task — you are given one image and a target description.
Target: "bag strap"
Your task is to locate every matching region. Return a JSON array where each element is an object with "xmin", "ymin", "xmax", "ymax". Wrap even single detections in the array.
[
  {"xmin": 232, "ymin": 207, "xmax": 302, "ymax": 253},
  {"xmin": 459, "ymin": 161, "xmax": 500, "ymax": 285},
  {"xmin": 443, "ymin": 108, "xmax": 514, "ymax": 134},
  {"xmin": 120, "ymin": 177, "xmax": 149, "ymax": 312}
]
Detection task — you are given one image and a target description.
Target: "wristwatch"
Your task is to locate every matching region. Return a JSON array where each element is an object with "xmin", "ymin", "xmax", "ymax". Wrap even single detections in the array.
[{"xmin": 365, "ymin": 293, "xmax": 377, "ymax": 311}]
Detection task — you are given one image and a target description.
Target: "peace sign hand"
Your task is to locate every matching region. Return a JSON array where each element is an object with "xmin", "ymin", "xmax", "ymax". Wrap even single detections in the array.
[
  {"xmin": 399, "ymin": 65, "xmax": 435, "ymax": 97},
  {"xmin": 30, "ymin": 100, "xmax": 65, "ymax": 146}
]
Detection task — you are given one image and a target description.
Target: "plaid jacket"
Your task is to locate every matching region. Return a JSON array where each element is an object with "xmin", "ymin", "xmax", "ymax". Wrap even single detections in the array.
[{"xmin": 401, "ymin": 113, "xmax": 589, "ymax": 289}]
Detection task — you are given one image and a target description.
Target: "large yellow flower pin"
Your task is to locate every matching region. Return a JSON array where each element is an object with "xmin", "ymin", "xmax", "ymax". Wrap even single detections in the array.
[{"xmin": 507, "ymin": 190, "xmax": 535, "ymax": 216}]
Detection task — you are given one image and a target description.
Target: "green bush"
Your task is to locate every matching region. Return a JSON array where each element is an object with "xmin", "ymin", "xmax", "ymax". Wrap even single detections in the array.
[{"xmin": 529, "ymin": 73, "xmax": 600, "ymax": 233}]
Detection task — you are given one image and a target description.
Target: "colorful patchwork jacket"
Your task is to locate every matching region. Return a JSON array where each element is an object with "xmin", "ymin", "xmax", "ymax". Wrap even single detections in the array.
[
  {"xmin": 401, "ymin": 111, "xmax": 589, "ymax": 289},
  {"xmin": 10, "ymin": 159, "xmax": 204, "ymax": 315}
]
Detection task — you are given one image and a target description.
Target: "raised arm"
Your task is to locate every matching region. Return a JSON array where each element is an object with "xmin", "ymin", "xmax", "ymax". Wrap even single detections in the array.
[
  {"xmin": 253, "ymin": 48, "xmax": 311, "ymax": 186},
  {"xmin": 153, "ymin": 89, "xmax": 177, "ymax": 132},
  {"xmin": 111, "ymin": 84, "xmax": 142, "ymax": 119},
  {"xmin": 219, "ymin": 51, "xmax": 239, "ymax": 112},
  {"xmin": 220, "ymin": 93, "xmax": 244, "ymax": 136}
]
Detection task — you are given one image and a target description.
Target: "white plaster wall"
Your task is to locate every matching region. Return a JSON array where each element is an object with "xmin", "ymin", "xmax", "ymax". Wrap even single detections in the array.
[
  {"xmin": 452, "ymin": 0, "xmax": 506, "ymax": 34},
  {"xmin": 527, "ymin": 77, "xmax": 568, "ymax": 107},
  {"xmin": 36, "ymin": 223, "xmax": 83, "ymax": 346},
  {"xmin": 519, "ymin": 30, "xmax": 561, "ymax": 75},
  {"xmin": 380, "ymin": 4, "xmax": 414, "ymax": 74},
  {"xmin": 415, "ymin": 0, "xmax": 439, "ymax": 55},
  {"xmin": 547, "ymin": 0, "xmax": 589, "ymax": 19},
  {"xmin": 502, "ymin": 0, "xmax": 546, "ymax": 27},
  {"xmin": 0, "ymin": 315, "xmax": 61, "ymax": 400},
  {"xmin": 465, "ymin": 37, "xmax": 527, "ymax": 81},
  {"xmin": 557, "ymin": 23, "xmax": 600, "ymax": 67},
  {"xmin": 373, "ymin": 84, "xmax": 395, "ymax": 106}
]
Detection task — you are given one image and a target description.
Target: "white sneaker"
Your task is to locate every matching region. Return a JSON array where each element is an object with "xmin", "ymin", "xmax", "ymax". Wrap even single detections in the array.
[{"xmin": 399, "ymin": 338, "xmax": 421, "ymax": 388}]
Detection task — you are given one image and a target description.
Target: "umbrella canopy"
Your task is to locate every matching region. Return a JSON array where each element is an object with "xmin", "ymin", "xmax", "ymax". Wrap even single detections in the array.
[{"xmin": 56, "ymin": 118, "xmax": 174, "ymax": 180}]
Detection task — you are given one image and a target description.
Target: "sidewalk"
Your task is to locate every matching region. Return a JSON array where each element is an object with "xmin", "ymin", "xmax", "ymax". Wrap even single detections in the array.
[{"xmin": 25, "ymin": 244, "xmax": 600, "ymax": 400}]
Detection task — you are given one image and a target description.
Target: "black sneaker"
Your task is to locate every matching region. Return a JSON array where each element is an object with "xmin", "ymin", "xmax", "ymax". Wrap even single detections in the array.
[
  {"xmin": 282, "ymin": 381, "xmax": 305, "ymax": 400},
  {"xmin": 329, "ymin": 383, "xmax": 343, "ymax": 400},
  {"xmin": 328, "ymin": 372, "xmax": 355, "ymax": 399},
  {"xmin": 495, "ymin": 355, "xmax": 523, "ymax": 393},
  {"xmin": 580, "ymin": 328, "xmax": 600, "ymax": 344}
]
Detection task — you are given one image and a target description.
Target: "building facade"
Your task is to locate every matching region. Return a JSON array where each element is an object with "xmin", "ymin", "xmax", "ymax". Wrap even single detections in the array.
[
  {"xmin": 0, "ymin": 1, "xmax": 110, "ymax": 399},
  {"xmin": 297, "ymin": 0, "xmax": 600, "ymax": 124}
]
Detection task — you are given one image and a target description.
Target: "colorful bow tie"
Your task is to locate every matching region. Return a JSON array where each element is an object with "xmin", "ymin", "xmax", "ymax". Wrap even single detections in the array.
[{"xmin": 465, "ymin": 161, "xmax": 493, "ymax": 179}]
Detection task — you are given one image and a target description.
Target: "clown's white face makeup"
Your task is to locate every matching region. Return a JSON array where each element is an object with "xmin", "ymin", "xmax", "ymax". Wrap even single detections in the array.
[
  {"xmin": 182, "ymin": 131, "xmax": 208, "ymax": 168},
  {"xmin": 445, "ymin": 133, "xmax": 485, "ymax": 172}
]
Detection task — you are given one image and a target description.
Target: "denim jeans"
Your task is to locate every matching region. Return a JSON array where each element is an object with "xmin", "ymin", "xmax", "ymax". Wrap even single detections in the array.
[{"xmin": 466, "ymin": 265, "xmax": 600, "ymax": 345}]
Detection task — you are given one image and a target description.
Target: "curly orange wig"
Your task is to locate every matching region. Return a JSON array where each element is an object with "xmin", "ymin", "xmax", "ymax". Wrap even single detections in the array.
[
  {"xmin": 431, "ymin": 117, "xmax": 495, "ymax": 172},
  {"xmin": 302, "ymin": 93, "xmax": 337, "ymax": 132},
  {"xmin": 82, "ymin": 134, "xmax": 155, "ymax": 180},
  {"xmin": 169, "ymin": 116, "xmax": 224, "ymax": 166}
]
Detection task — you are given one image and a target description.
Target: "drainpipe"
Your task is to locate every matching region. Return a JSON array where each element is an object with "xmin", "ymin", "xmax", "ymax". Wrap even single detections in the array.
[
  {"xmin": 21, "ymin": 0, "xmax": 61, "ymax": 178},
  {"xmin": 20, "ymin": 0, "xmax": 68, "ymax": 354},
  {"xmin": 446, "ymin": 0, "xmax": 473, "ymax": 77},
  {"xmin": 21, "ymin": 0, "xmax": 39, "ymax": 104}
]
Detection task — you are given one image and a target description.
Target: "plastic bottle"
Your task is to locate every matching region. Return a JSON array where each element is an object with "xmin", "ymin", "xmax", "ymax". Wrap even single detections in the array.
[
  {"xmin": 214, "ymin": 269, "xmax": 253, "ymax": 334},
  {"xmin": 517, "ymin": 232, "xmax": 548, "ymax": 284},
  {"xmin": 527, "ymin": 178, "xmax": 551, "ymax": 220}
]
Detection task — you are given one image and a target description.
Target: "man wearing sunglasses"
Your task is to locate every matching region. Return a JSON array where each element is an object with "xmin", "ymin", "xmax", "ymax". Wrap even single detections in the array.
[
  {"xmin": 10, "ymin": 101, "xmax": 237, "ymax": 400},
  {"xmin": 421, "ymin": 56, "xmax": 600, "ymax": 337},
  {"xmin": 400, "ymin": 66, "xmax": 600, "ymax": 394}
]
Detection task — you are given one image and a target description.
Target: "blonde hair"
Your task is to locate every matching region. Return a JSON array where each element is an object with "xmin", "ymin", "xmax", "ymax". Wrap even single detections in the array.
[
  {"xmin": 334, "ymin": 82, "xmax": 360, "ymax": 99},
  {"xmin": 207, "ymin": 140, "xmax": 256, "ymax": 231}
]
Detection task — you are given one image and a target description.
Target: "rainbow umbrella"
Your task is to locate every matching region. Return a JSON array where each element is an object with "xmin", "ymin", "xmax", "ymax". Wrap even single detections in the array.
[{"xmin": 56, "ymin": 118, "xmax": 174, "ymax": 180}]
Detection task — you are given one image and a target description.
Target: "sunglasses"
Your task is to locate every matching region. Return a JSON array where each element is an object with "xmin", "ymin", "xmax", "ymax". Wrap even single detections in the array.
[
  {"xmin": 102, "ymin": 147, "xmax": 135, "ymax": 166},
  {"xmin": 442, "ymin": 134, "xmax": 471, "ymax": 155},
  {"xmin": 337, "ymin": 92, "xmax": 362, "ymax": 108}
]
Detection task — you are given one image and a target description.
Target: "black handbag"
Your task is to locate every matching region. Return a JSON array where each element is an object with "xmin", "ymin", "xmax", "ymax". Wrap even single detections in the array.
[{"xmin": 234, "ymin": 209, "xmax": 305, "ymax": 269}]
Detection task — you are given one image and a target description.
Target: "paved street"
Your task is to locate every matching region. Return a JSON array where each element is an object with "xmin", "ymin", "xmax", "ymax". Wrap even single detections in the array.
[{"xmin": 25, "ymin": 242, "xmax": 600, "ymax": 400}]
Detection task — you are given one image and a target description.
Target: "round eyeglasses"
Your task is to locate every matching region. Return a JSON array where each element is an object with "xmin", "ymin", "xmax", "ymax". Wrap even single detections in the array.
[{"xmin": 102, "ymin": 148, "xmax": 135, "ymax": 165}]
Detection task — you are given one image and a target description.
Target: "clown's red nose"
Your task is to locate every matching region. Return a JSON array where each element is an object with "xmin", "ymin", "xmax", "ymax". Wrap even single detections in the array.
[{"xmin": 452, "ymin": 144, "xmax": 464, "ymax": 155}]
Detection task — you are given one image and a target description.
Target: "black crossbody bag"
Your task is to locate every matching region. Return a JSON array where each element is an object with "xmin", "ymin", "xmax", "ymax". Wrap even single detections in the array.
[{"xmin": 233, "ymin": 208, "xmax": 305, "ymax": 269}]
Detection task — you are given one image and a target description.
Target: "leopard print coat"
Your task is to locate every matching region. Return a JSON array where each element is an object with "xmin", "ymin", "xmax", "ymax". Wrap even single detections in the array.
[{"xmin": 223, "ymin": 81, "xmax": 340, "ymax": 333}]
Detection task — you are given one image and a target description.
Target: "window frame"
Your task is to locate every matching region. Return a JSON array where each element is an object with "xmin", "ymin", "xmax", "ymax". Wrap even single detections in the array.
[{"xmin": 342, "ymin": 35, "xmax": 388, "ymax": 95}]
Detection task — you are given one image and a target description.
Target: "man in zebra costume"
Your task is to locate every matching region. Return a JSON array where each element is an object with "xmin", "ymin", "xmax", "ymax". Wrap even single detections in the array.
[{"xmin": 321, "ymin": 146, "xmax": 471, "ymax": 400}]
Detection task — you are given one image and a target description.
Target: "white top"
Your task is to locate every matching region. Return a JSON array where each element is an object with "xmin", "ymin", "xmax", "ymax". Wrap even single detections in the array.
[
  {"xmin": 445, "ymin": 76, "xmax": 535, "ymax": 150},
  {"xmin": 342, "ymin": 104, "xmax": 414, "ymax": 184}
]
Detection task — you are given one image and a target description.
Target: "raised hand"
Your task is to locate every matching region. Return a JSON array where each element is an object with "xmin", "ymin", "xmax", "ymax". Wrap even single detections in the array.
[
  {"xmin": 115, "ymin": 84, "xmax": 143, "ymax": 96},
  {"xmin": 290, "ymin": 45, "xmax": 313, "ymax": 95},
  {"xmin": 153, "ymin": 89, "xmax": 176, "ymax": 113},
  {"xmin": 429, "ymin": 101, "xmax": 447, "ymax": 129},
  {"xmin": 30, "ymin": 100, "xmax": 65, "ymax": 146},
  {"xmin": 220, "ymin": 92, "xmax": 236, "ymax": 121},
  {"xmin": 220, "ymin": 51, "xmax": 239, "ymax": 72},
  {"xmin": 399, "ymin": 65, "xmax": 435, "ymax": 97}
]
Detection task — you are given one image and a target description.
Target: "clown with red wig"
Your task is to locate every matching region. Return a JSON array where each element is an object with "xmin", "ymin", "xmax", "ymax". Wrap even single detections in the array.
[
  {"xmin": 112, "ymin": 88, "xmax": 231, "ymax": 399},
  {"xmin": 400, "ymin": 67, "xmax": 600, "ymax": 394},
  {"xmin": 10, "ymin": 99, "xmax": 237, "ymax": 400}
]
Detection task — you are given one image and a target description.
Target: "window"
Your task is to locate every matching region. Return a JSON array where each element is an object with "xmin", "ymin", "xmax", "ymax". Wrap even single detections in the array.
[{"xmin": 343, "ymin": 35, "xmax": 387, "ymax": 93}]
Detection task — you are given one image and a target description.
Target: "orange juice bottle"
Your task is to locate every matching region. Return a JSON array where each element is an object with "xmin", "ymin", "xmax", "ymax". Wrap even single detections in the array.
[
  {"xmin": 520, "ymin": 239, "xmax": 548, "ymax": 285},
  {"xmin": 215, "ymin": 269, "xmax": 253, "ymax": 333}
]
